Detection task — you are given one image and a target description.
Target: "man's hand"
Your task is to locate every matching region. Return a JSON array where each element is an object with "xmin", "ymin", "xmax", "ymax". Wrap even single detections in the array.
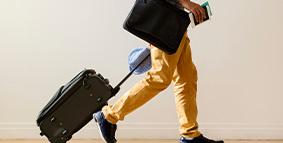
[{"xmin": 178, "ymin": 0, "xmax": 206, "ymax": 23}]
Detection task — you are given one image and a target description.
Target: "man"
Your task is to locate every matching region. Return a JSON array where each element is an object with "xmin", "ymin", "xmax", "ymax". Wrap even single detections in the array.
[{"xmin": 94, "ymin": 0, "xmax": 224, "ymax": 143}]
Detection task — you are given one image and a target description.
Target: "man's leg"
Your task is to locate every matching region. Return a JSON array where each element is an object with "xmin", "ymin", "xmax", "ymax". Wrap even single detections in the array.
[
  {"xmin": 102, "ymin": 32, "xmax": 189, "ymax": 124},
  {"xmin": 172, "ymin": 36, "xmax": 201, "ymax": 138},
  {"xmin": 94, "ymin": 37, "xmax": 188, "ymax": 143},
  {"xmin": 172, "ymin": 36, "xmax": 224, "ymax": 143}
]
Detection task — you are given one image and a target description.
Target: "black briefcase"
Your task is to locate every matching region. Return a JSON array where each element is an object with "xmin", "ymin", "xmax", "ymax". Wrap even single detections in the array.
[
  {"xmin": 36, "ymin": 53, "xmax": 150, "ymax": 143},
  {"xmin": 123, "ymin": 0, "xmax": 190, "ymax": 55}
]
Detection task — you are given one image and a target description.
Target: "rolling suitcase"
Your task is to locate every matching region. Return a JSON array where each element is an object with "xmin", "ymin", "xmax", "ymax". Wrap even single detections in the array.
[{"xmin": 36, "ymin": 53, "xmax": 150, "ymax": 143}]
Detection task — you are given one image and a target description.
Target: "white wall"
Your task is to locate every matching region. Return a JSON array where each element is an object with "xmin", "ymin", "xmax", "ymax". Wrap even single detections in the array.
[{"xmin": 0, "ymin": 0, "xmax": 283, "ymax": 140}]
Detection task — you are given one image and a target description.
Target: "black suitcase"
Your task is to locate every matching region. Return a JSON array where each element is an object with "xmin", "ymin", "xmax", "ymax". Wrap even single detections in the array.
[{"xmin": 36, "ymin": 53, "xmax": 150, "ymax": 143}]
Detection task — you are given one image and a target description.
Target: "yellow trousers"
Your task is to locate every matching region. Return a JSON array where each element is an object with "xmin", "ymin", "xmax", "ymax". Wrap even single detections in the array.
[{"xmin": 102, "ymin": 32, "xmax": 201, "ymax": 138}]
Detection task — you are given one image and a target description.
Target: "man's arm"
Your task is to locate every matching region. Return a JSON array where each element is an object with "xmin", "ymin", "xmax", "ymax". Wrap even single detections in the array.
[{"xmin": 177, "ymin": 0, "xmax": 206, "ymax": 23}]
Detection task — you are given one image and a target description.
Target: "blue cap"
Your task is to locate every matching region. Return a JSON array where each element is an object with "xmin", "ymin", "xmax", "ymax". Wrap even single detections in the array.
[{"xmin": 128, "ymin": 47, "xmax": 152, "ymax": 75}]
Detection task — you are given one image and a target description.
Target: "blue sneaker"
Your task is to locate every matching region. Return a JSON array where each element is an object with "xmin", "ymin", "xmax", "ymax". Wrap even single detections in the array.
[
  {"xmin": 93, "ymin": 111, "xmax": 117, "ymax": 143},
  {"xmin": 180, "ymin": 134, "xmax": 224, "ymax": 143}
]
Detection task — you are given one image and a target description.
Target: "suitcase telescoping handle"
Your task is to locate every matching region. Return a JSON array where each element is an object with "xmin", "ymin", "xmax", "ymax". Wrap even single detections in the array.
[{"xmin": 112, "ymin": 52, "xmax": 151, "ymax": 96}]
